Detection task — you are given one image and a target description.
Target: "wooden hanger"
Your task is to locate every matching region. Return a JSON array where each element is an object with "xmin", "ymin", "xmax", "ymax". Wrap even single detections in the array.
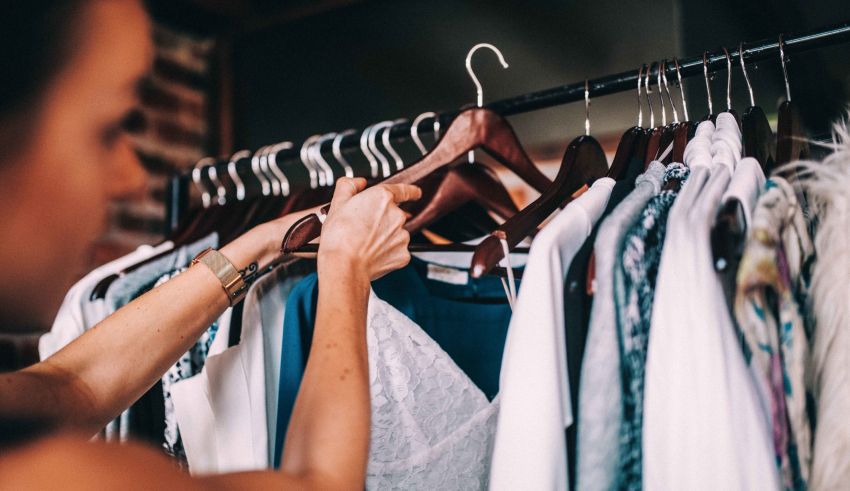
[
  {"xmin": 281, "ymin": 107, "xmax": 551, "ymax": 254},
  {"xmin": 469, "ymin": 81, "xmax": 609, "ymax": 278},
  {"xmin": 397, "ymin": 111, "xmax": 519, "ymax": 236},
  {"xmin": 737, "ymin": 43, "xmax": 776, "ymax": 171},
  {"xmin": 775, "ymin": 37, "xmax": 809, "ymax": 170},
  {"xmin": 404, "ymin": 162, "xmax": 519, "ymax": 235}
]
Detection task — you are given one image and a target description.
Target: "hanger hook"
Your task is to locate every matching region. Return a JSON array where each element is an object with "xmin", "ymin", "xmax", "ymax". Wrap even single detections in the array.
[
  {"xmin": 636, "ymin": 65, "xmax": 644, "ymax": 127},
  {"xmin": 584, "ymin": 79, "xmax": 591, "ymax": 136},
  {"xmin": 673, "ymin": 58, "xmax": 689, "ymax": 121},
  {"xmin": 260, "ymin": 145, "xmax": 283, "ymax": 196},
  {"xmin": 300, "ymin": 134, "xmax": 321, "ymax": 189},
  {"xmin": 465, "ymin": 43, "xmax": 509, "ymax": 107},
  {"xmin": 644, "ymin": 63, "xmax": 655, "ymax": 128},
  {"xmin": 310, "ymin": 133, "xmax": 337, "ymax": 185},
  {"xmin": 703, "ymin": 51, "xmax": 714, "ymax": 114},
  {"xmin": 411, "ymin": 111, "xmax": 438, "ymax": 156},
  {"xmin": 227, "ymin": 149, "xmax": 250, "ymax": 201},
  {"xmin": 369, "ymin": 121, "xmax": 393, "ymax": 178},
  {"xmin": 779, "ymin": 34, "xmax": 791, "ymax": 102},
  {"xmin": 655, "ymin": 62, "xmax": 666, "ymax": 126},
  {"xmin": 738, "ymin": 42, "xmax": 755, "ymax": 107},
  {"xmin": 332, "ymin": 130, "xmax": 356, "ymax": 178},
  {"xmin": 722, "ymin": 47, "xmax": 732, "ymax": 111},
  {"xmin": 267, "ymin": 142, "xmax": 293, "ymax": 196},
  {"xmin": 192, "ymin": 157, "xmax": 215, "ymax": 208},
  {"xmin": 207, "ymin": 162, "xmax": 227, "ymax": 206},
  {"xmin": 465, "ymin": 43, "xmax": 508, "ymax": 163},
  {"xmin": 382, "ymin": 118, "xmax": 407, "ymax": 171},
  {"xmin": 661, "ymin": 60, "xmax": 679, "ymax": 123},
  {"xmin": 360, "ymin": 124, "xmax": 379, "ymax": 178},
  {"xmin": 251, "ymin": 146, "xmax": 271, "ymax": 196}
]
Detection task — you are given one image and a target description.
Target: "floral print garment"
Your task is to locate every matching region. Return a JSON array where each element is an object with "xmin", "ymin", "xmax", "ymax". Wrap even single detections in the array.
[
  {"xmin": 153, "ymin": 268, "xmax": 220, "ymax": 466},
  {"xmin": 734, "ymin": 177, "xmax": 814, "ymax": 491},
  {"xmin": 613, "ymin": 163, "xmax": 690, "ymax": 491}
]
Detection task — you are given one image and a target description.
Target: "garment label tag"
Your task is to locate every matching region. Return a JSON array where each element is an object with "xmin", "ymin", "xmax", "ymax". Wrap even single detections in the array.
[{"xmin": 426, "ymin": 264, "xmax": 469, "ymax": 285}]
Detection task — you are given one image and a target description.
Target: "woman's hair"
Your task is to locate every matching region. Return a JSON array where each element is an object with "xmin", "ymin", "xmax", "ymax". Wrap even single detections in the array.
[{"xmin": 0, "ymin": 1, "xmax": 86, "ymax": 155}]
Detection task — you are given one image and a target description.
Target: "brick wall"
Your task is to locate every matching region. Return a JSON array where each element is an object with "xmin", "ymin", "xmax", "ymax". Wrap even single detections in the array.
[{"xmin": 88, "ymin": 24, "xmax": 216, "ymax": 269}]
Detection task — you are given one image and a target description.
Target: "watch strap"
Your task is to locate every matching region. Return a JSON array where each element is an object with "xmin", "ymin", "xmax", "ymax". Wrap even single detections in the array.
[{"xmin": 192, "ymin": 248, "xmax": 247, "ymax": 306}]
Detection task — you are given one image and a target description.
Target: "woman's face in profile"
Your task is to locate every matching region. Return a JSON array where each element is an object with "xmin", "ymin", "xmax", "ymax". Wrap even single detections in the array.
[{"xmin": 0, "ymin": 0, "xmax": 152, "ymax": 330}]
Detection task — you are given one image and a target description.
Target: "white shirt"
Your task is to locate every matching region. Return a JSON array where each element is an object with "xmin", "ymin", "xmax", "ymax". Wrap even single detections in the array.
[
  {"xmin": 172, "ymin": 268, "xmax": 305, "ymax": 473},
  {"xmin": 643, "ymin": 115, "xmax": 779, "ymax": 490},
  {"xmin": 575, "ymin": 163, "xmax": 665, "ymax": 491},
  {"xmin": 40, "ymin": 241, "xmax": 173, "ymax": 360},
  {"xmin": 490, "ymin": 177, "xmax": 615, "ymax": 491}
]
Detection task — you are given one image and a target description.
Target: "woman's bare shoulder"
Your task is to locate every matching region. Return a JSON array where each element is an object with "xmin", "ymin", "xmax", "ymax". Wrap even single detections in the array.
[{"xmin": 0, "ymin": 433, "xmax": 202, "ymax": 490}]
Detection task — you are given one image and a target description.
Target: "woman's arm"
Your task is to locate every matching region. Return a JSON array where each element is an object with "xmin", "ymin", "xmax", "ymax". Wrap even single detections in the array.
[
  {"xmin": 0, "ymin": 210, "xmax": 314, "ymax": 434},
  {"xmin": 0, "ymin": 178, "xmax": 420, "ymax": 490}
]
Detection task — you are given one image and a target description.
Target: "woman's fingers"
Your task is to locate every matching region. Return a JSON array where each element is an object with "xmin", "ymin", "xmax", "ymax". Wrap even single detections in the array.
[{"xmin": 382, "ymin": 183, "xmax": 422, "ymax": 204}]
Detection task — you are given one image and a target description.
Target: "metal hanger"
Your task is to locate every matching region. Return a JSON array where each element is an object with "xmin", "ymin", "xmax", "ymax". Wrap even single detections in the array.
[
  {"xmin": 368, "ymin": 120, "xmax": 395, "ymax": 178},
  {"xmin": 466, "ymin": 43, "xmax": 509, "ymax": 164},
  {"xmin": 382, "ymin": 119, "xmax": 408, "ymax": 172},
  {"xmin": 703, "ymin": 51, "xmax": 715, "ymax": 119},
  {"xmin": 332, "ymin": 130, "xmax": 357, "ymax": 178},
  {"xmin": 359, "ymin": 122, "xmax": 380, "ymax": 178}
]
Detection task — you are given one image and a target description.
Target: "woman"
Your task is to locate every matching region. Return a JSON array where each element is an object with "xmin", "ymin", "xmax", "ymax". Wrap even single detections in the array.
[{"xmin": 0, "ymin": 0, "xmax": 420, "ymax": 488}]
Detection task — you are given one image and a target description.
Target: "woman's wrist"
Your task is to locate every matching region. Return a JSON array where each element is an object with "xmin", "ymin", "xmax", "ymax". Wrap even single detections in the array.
[{"xmin": 219, "ymin": 222, "xmax": 279, "ymax": 271}]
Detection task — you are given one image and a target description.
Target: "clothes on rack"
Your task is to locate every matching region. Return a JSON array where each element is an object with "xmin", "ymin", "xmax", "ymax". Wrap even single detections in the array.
[
  {"xmin": 171, "ymin": 262, "xmax": 313, "ymax": 473},
  {"xmin": 574, "ymin": 160, "xmax": 666, "ymax": 491},
  {"xmin": 643, "ymin": 113, "xmax": 780, "ymax": 490},
  {"xmin": 793, "ymin": 134, "xmax": 850, "ymax": 490},
  {"xmin": 272, "ymin": 251, "xmax": 522, "ymax": 487},
  {"xmin": 40, "ymin": 234, "xmax": 222, "ymax": 456},
  {"xmin": 490, "ymin": 177, "xmax": 615, "ymax": 491},
  {"xmin": 735, "ymin": 176, "xmax": 814, "ymax": 490}
]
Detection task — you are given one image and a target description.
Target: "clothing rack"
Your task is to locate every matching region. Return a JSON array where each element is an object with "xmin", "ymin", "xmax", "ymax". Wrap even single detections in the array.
[{"xmin": 164, "ymin": 21, "xmax": 850, "ymax": 234}]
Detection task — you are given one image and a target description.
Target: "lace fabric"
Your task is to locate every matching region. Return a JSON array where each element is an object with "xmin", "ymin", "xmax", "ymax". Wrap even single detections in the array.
[{"xmin": 365, "ymin": 291, "xmax": 498, "ymax": 490}]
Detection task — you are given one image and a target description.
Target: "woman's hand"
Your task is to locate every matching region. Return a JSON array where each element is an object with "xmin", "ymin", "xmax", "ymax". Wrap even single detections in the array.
[{"xmin": 318, "ymin": 177, "xmax": 421, "ymax": 281}]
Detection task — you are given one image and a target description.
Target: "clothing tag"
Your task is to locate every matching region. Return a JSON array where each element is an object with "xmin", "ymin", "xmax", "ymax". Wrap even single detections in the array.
[{"xmin": 426, "ymin": 264, "xmax": 469, "ymax": 285}]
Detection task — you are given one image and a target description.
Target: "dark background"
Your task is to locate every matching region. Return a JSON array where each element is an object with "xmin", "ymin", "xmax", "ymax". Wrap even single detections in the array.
[{"xmin": 177, "ymin": 0, "xmax": 850, "ymax": 154}]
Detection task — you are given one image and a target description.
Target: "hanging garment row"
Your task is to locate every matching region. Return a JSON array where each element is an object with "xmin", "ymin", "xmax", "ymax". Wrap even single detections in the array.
[{"xmin": 43, "ymin": 25, "xmax": 850, "ymax": 491}]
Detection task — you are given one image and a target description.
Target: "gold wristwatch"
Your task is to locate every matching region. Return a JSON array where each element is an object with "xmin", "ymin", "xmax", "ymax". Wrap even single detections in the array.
[{"xmin": 191, "ymin": 247, "xmax": 248, "ymax": 306}]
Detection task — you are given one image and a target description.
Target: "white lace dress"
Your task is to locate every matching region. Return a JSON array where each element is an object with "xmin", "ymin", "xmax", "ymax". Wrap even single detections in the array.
[{"xmin": 365, "ymin": 291, "xmax": 499, "ymax": 490}]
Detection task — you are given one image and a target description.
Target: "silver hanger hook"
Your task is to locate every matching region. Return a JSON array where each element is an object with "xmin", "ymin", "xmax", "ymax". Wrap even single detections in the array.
[
  {"xmin": 661, "ymin": 60, "xmax": 679, "ymax": 123},
  {"xmin": 644, "ymin": 63, "xmax": 655, "ymax": 128},
  {"xmin": 207, "ymin": 162, "xmax": 227, "ymax": 206},
  {"xmin": 465, "ymin": 43, "xmax": 508, "ymax": 163},
  {"xmin": 192, "ymin": 157, "xmax": 215, "ymax": 208},
  {"xmin": 382, "ymin": 118, "xmax": 407, "ymax": 171},
  {"xmin": 260, "ymin": 145, "xmax": 283, "ymax": 196},
  {"xmin": 465, "ymin": 43, "xmax": 509, "ymax": 107},
  {"xmin": 738, "ymin": 42, "xmax": 755, "ymax": 107},
  {"xmin": 584, "ymin": 79, "xmax": 591, "ymax": 136},
  {"xmin": 369, "ymin": 121, "xmax": 394, "ymax": 178},
  {"xmin": 227, "ymin": 149, "xmax": 251, "ymax": 201},
  {"xmin": 300, "ymin": 134, "xmax": 321, "ymax": 189},
  {"xmin": 360, "ymin": 124, "xmax": 379, "ymax": 178},
  {"xmin": 673, "ymin": 58, "xmax": 689, "ymax": 121},
  {"xmin": 636, "ymin": 65, "xmax": 644, "ymax": 127},
  {"xmin": 251, "ymin": 146, "xmax": 271, "ymax": 196},
  {"xmin": 267, "ymin": 142, "xmax": 293, "ymax": 196},
  {"xmin": 722, "ymin": 47, "xmax": 732, "ymax": 111},
  {"xmin": 411, "ymin": 111, "xmax": 438, "ymax": 156},
  {"xmin": 703, "ymin": 51, "xmax": 714, "ymax": 114},
  {"xmin": 779, "ymin": 34, "xmax": 791, "ymax": 102},
  {"xmin": 309, "ymin": 133, "xmax": 337, "ymax": 186},
  {"xmin": 656, "ymin": 62, "xmax": 666, "ymax": 126},
  {"xmin": 333, "ymin": 130, "xmax": 356, "ymax": 178}
]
